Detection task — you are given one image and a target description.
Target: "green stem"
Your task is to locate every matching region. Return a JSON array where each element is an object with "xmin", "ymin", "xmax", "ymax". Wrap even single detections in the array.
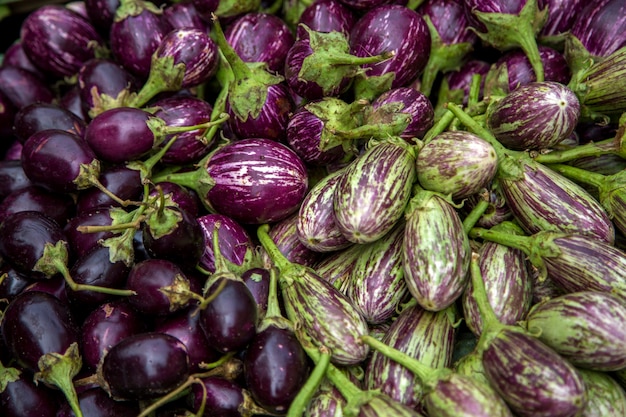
[
  {"xmin": 468, "ymin": 74, "xmax": 482, "ymax": 109},
  {"xmin": 211, "ymin": 14, "xmax": 252, "ymax": 81},
  {"xmin": 203, "ymin": 85, "xmax": 230, "ymax": 144},
  {"xmin": 533, "ymin": 138, "xmax": 621, "ymax": 164},
  {"xmin": 462, "ymin": 196, "xmax": 490, "ymax": 235},
  {"xmin": 468, "ymin": 252, "xmax": 501, "ymax": 333},
  {"xmin": 446, "ymin": 103, "xmax": 509, "ymax": 158},
  {"xmin": 302, "ymin": 342, "xmax": 363, "ymax": 400},
  {"xmin": 257, "ymin": 224, "xmax": 292, "ymax": 272},
  {"xmin": 53, "ymin": 258, "xmax": 136, "ymax": 296},
  {"xmin": 326, "ymin": 50, "xmax": 395, "ymax": 66},
  {"xmin": 516, "ymin": 24, "xmax": 544, "ymax": 82},
  {"xmin": 547, "ymin": 163, "xmax": 606, "ymax": 189},
  {"xmin": 136, "ymin": 376, "xmax": 196, "ymax": 417},
  {"xmin": 286, "ymin": 348, "xmax": 331, "ymax": 417},
  {"xmin": 76, "ymin": 216, "xmax": 145, "ymax": 234},
  {"xmin": 263, "ymin": 267, "xmax": 282, "ymax": 320},
  {"xmin": 151, "ymin": 167, "xmax": 203, "ymax": 191},
  {"xmin": 422, "ymin": 109, "xmax": 455, "ymax": 144},
  {"xmin": 163, "ymin": 113, "xmax": 230, "ymax": 135},
  {"xmin": 468, "ymin": 225, "xmax": 532, "ymax": 254}
]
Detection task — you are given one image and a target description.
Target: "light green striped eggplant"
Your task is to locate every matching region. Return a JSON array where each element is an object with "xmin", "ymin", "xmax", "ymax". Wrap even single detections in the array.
[
  {"xmin": 524, "ymin": 291, "xmax": 626, "ymax": 371},
  {"xmin": 346, "ymin": 221, "xmax": 409, "ymax": 325},
  {"xmin": 403, "ymin": 189, "xmax": 470, "ymax": 311},
  {"xmin": 333, "ymin": 137, "xmax": 417, "ymax": 244},
  {"xmin": 314, "ymin": 242, "xmax": 363, "ymax": 292},
  {"xmin": 577, "ymin": 369, "xmax": 626, "ymax": 417}
]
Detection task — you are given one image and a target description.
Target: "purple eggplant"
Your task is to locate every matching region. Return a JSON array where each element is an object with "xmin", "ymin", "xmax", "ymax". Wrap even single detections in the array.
[
  {"xmin": 163, "ymin": 1, "xmax": 211, "ymax": 31},
  {"xmin": 0, "ymin": 185, "xmax": 76, "ymax": 226},
  {"xmin": 537, "ymin": 0, "xmax": 586, "ymax": 37},
  {"xmin": 20, "ymin": 5, "xmax": 105, "ymax": 78},
  {"xmin": 99, "ymin": 332, "xmax": 190, "ymax": 400},
  {"xmin": 187, "ymin": 376, "xmax": 256, "ymax": 417},
  {"xmin": 442, "ymin": 59, "xmax": 491, "ymax": 106},
  {"xmin": 242, "ymin": 267, "xmax": 271, "ymax": 319},
  {"xmin": 76, "ymin": 164, "xmax": 143, "ymax": 214},
  {"xmin": 339, "ymin": 0, "xmax": 394, "ymax": 10},
  {"xmin": 2, "ymin": 40, "xmax": 46, "ymax": 79},
  {"xmin": 0, "ymin": 159, "xmax": 32, "ymax": 200},
  {"xmin": 225, "ymin": 12, "xmax": 295, "ymax": 74},
  {"xmin": 0, "ymin": 263, "xmax": 32, "ymax": 302},
  {"xmin": 260, "ymin": 212, "xmax": 322, "ymax": 268},
  {"xmin": 1, "ymin": 367, "xmax": 62, "ymax": 417},
  {"xmin": 109, "ymin": 1, "xmax": 173, "ymax": 78},
  {"xmin": 196, "ymin": 213, "xmax": 255, "ymax": 273},
  {"xmin": 0, "ymin": 65, "xmax": 55, "ymax": 110},
  {"xmin": 154, "ymin": 138, "xmax": 308, "ymax": 224},
  {"xmin": 59, "ymin": 86, "xmax": 90, "ymax": 121},
  {"xmin": 63, "ymin": 208, "xmax": 117, "ymax": 259},
  {"xmin": 149, "ymin": 181, "xmax": 202, "ymax": 218},
  {"xmin": 298, "ymin": 0, "xmax": 356, "ymax": 36},
  {"xmin": 350, "ymin": 5, "xmax": 431, "ymax": 100},
  {"xmin": 13, "ymin": 102, "xmax": 86, "ymax": 143},
  {"xmin": 55, "ymin": 387, "xmax": 140, "ymax": 417},
  {"xmin": 0, "ymin": 90, "xmax": 17, "ymax": 140},
  {"xmin": 191, "ymin": 0, "xmax": 219, "ymax": 21},
  {"xmin": 569, "ymin": 0, "xmax": 626, "ymax": 58},
  {"xmin": 333, "ymin": 138, "xmax": 417, "ymax": 243},
  {"xmin": 84, "ymin": 0, "xmax": 120, "ymax": 34}
]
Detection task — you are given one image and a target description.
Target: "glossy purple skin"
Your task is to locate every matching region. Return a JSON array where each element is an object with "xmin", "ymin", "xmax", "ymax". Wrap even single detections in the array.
[
  {"xmin": 0, "ymin": 65, "xmax": 54, "ymax": 109},
  {"xmin": 84, "ymin": 0, "xmax": 120, "ymax": 34},
  {"xmin": 13, "ymin": 103, "xmax": 86, "ymax": 144},
  {"xmin": 227, "ymin": 82, "xmax": 294, "ymax": 141},
  {"xmin": 262, "ymin": 213, "xmax": 322, "ymax": 267},
  {"xmin": 482, "ymin": 329, "xmax": 586, "ymax": 417},
  {"xmin": 80, "ymin": 300, "xmax": 146, "ymax": 371},
  {"xmin": 244, "ymin": 326, "xmax": 309, "ymax": 413},
  {"xmin": 76, "ymin": 165, "xmax": 143, "ymax": 214},
  {"xmin": 152, "ymin": 95, "xmax": 215, "ymax": 164},
  {"xmin": 369, "ymin": 87, "xmax": 434, "ymax": 140},
  {"xmin": 56, "ymin": 387, "xmax": 140, "ymax": 417},
  {"xmin": 491, "ymin": 46, "xmax": 570, "ymax": 92},
  {"xmin": 464, "ymin": 0, "xmax": 527, "ymax": 32},
  {"xmin": 188, "ymin": 376, "xmax": 244, "ymax": 417},
  {"xmin": 2, "ymin": 41, "xmax": 46, "ymax": 79},
  {"xmin": 419, "ymin": 0, "xmax": 477, "ymax": 45},
  {"xmin": 59, "ymin": 85, "xmax": 90, "ymax": 121},
  {"xmin": 110, "ymin": 8, "xmax": 173, "ymax": 78},
  {"xmin": 286, "ymin": 104, "xmax": 347, "ymax": 166},
  {"xmin": 0, "ymin": 211, "xmax": 66, "ymax": 276},
  {"xmin": 1, "ymin": 291, "xmax": 78, "ymax": 371},
  {"xmin": 225, "ymin": 13, "xmax": 295, "ymax": 74},
  {"xmin": 21, "ymin": 129, "xmax": 98, "ymax": 193},
  {"xmin": 339, "ymin": 0, "xmax": 394, "ymax": 10},
  {"xmin": 63, "ymin": 208, "xmax": 116, "ymax": 259},
  {"xmin": 0, "ymin": 160, "xmax": 31, "ymax": 199},
  {"xmin": 199, "ymin": 277, "xmax": 258, "ymax": 353},
  {"xmin": 150, "ymin": 181, "xmax": 201, "ymax": 218},
  {"xmin": 203, "ymin": 138, "xmax": 309, "ymax": 224},
  {"xmin": 0, "ymin": 90, "xmax": 16, "ymax": 139},
  {"xmin": 0, "ymin": 264, "xmax": 32, "ymax": 302},
  {"xmin": 154, "ymin": 308, "xmax": 220, "ymax": 372},
  {"xmin": 349, "ymin": 5, "xmax": 431, "ymax": 89},
  {"xmin": 570, "ymin": 0, "xmax": 626, "ymax": 57},
  {"xmin": 445, "ymin": 59, "xmax": 491, "ymax": 103},
  {"xmin": 191, "ymin": 0, "xmax": 220, "ymax": 22},
  {"xmin": 196, "ymin": 213, "xmax": 253, "ymax": 273},
  {"xmin": 127, "ymin": 258, "xmax": 192, "ymax": 316},
  {"xmin": 155, "ymin": 28, "xmax": 219, "ymax": 88},
  {"xmin": 78, "ymin": 58, "xmax": 139, "ymax": 115},
  {"xmin": 0, "ymin": 185, "xmax": 75, "ymax": 226},
  {"xmin": 101, "ymin": 332, "xmax": 190, "ymax": 400},
  {"xmin": 537, "ymin": 0, "xmax": 585, "ymax": 36},
  {"xmin": 24, "ymin": 276, "xmax": 69, "ymax": 302},
  {"xmin": 299, "ymin": 0, "xmax": 356, "ymax": 36},
  {"xmin": 1, "ymin": 369, "xmax": 61, "ymax": 417},
  {"xmin": 85, "ymin": 107, "xmax": 156, "ymax": 163},
  {"xmin": 20, "ymin": 5, "xmax": 104, "ymax": 78},
  {"xmin": 163, "ymin": 1, "xmax": 211, "ymax": 31},
  {"xmin": 241, "ymin": 267, "xmax": 271, "ymax": 318}
]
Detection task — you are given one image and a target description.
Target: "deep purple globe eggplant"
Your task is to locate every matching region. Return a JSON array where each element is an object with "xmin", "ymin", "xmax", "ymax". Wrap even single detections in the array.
[
  {"xmin": 0, "ymin": 159, "xmax": 32, "ymax": 200},
  {"xmin": 20, "ymin": 5, "xmax": 105, "ymax": 78},
  {"xmin": 350, "ymin": 5, "xmax": 431, "ymax": 100},
  {"xmin": 149, "ymin": 181, "xmax": 202, "ymax": 218},
  {"xmin": 187, "ymin": 376, "xmax": 250, "ymax": 416},
  {"xmin": 0, "ymin": 65, "xmax": 55, "ymax": 109},
  {"xmin": 63, "ymin": 208, "xmax": 117, "ymax": 259},
  {"xmin": 55, "ymin": 388, "xmax": 140, "ymax": 417},
  {"xmin": 242, "ymin": 267, "xmax": 271, "ymax": 319},
  {"xmin": 1, "ymin": 367, "xmax": 62, "ymax": 417},
  {"xmin": 154, "ymin": 138, "xmax": 308, "ymax": 225},
  {"xmin": 0, "ymin": 90, "xmax": 16, "ymax": 139},
  {"xmin": 76, "ymin": 165, "xmax": 143, "ymax": 214},
  {"xmin": 339, "ymin": 0, "xmax": 394, "ymax": 10},
  {"xmin": 13, "ymin": 103, "xmax": 87, "ymax": 143},
  {"xmin": 99, "ymin": 332, "xmax": 190, "ymax": 400},
  {"xmin": 299, "ymin": 0, "xmax": 356, "ymax": 36},
  {"xmin": 197, "ymin": 213, "xmax": 255, "ymax": 273},
  {"xmin": 0, "ymin": 185, "xmax": 76, "ymax": 226},
  {"xmin": 2, "ymin": 40, "xmax": 46, "ymax": 79},
  {"xmin": 85, "ymin": 0, "xmax": 120, "ymax": 34},
  {"xmin": 569, "ymin": 0, "xmax": 626, "ymax": 58}
]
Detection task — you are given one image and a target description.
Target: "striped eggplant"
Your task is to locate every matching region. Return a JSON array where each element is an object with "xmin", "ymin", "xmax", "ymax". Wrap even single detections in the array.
[
  {"xmin": 454, "ymin": 350, "xmax": 491, "ymax": 388},
  {"xmin": 524, "ymin": 291, "xmax": 626, "ymax": 371},
  {"xmin": 260, "ymin": 213, "xmax": 322, "ymax": 268},
  {"xmin": 258, "ymin": 224, "xmax": 370, "ymax": 365},
  {"xmin": 297, "ymin": 168, "xmax": 354, "ymax": 253},
  {"xmin": 462, "ymin": 240, "xmax": 532, "ymax": 336},
  {"xmin": 468, "ymin": 254, "xmax": 587, "ymax": 417},
  {"xmin": 461, "ymin": 183, "xmax": 512, "ymax": 228},
  {"xmin": 403, "ymin": 189, "xmax": 470, "ymax": 311},
  {"xmin": 569, "ymin": 0, "xmax": 626, "ymax": 58},
  {"xmin": 313, "ymin": 243, "xmax": 362, "ymax": 291},
  {"xmin": 349, "ymin": 5, "xmax": 431, "ymax": 101},
  {"xmin": 416, "ymin": 131, "xmax": 498, "ymax": 199},
  {"xmin": 537, "ymin": 0, "xmax": 586, "ymax": 37},
  {"xmin": 298, "ymin": 0, "xmax": 356, "ymax": 36},
  {"xmin": 153, "ymin": 138, "xmax": 309, "ymax": 225},
  {"xmin": 346, "ymin": 222, "xmax": 409, "ymax": 324},
  {"xmin": 304, "ymin": 379, "xmax": 347, "ymax": 417},
  {"xmin": 578, "ymin": 369, "xmax": 626, "ymax": 417},
  {"xmin": 364, "ymin": 303, "xmax": 457, "ymax": 409},
  {"xmin": 333, "ymin": 138, "xmax": 416, "ymax": 244},
  {"xmin": 196, "ymin": 213, "xmax": 255, "ymax": 274},
  {"xmin": 486, "ymin": 81, "xmax": 580, "ymax": 151}
]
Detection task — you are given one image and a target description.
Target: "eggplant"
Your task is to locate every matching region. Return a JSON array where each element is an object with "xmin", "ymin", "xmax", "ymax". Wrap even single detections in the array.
[
  {"xmin": 260, "ymin": 212, "xmax": 322, "ymax": 268},
  {"xmin": 298, "ymin": 0, "xmax": 356, "ymax": 36},
  {"xmin": 416, "ymin": 130, "xmax": 498, "ymax": 199},
  {"xmin": 486, "ymin": 81, "xmax": 580, "ymax": 150},
  {"xmin": 333, "ymin": 138, "xmax": 417, "ymax": 243},
  {"xmin": 2, "ymin": 40, "xmax": 46, "ymax": 79},
  {"xmin": 1, "ymin": 367, "xmax": 62, "ymax": 417},
  {"xmin": 350, "ymin": 4, "xmax": 431, "ymax": 100},
  {"xmin": 163, "ymin": 1, "xmax": 211, "ymax": 31},
  {"xmin": 578, "ymin": 368, "xmax": 626, "ymax": 417},
  {"xmin": 19, "ymin": 5, "xmax": 105, "ymax": 78},
  {"xmin": 197, "ymin": 213, "xmax": 255, "ymax": 274},
  {"xmin": 13, "ymin": 102, "xmax": 87, "ymax": 143},
  {"xmin": 84, "ymin": 0, "xmax": 120, "ymax": 34},
  {"xmin": 313, "ymin": 242, "xmax": 362, "ymax": 290},
  {"xmin": 403, "ymin": 188, "xmax": 470, "ymax": 311},
  {"xmin": 0, "ymin": 185, "xmax": 76, "ymax": 226},
  {"xmin": 442, "ymin": 59, "xmax": 491, "ymax": 105},
  {"xmin": 569, "ymin": 0, "xmax": 626, "ymax": 58},
  {"xmin": 524, "ymin": 291, "xmax": 626, "ymax": 371},
  {"xmin": 0, "ymin": 65, "xmax": 55, "ymax": 110},
  {"xmin": 0, "ymin": 160, "xmax": 32, "ymax": 200},
  {"xmin": 537, "ymin": 0, "xmax": 586, "ymax": 37}
]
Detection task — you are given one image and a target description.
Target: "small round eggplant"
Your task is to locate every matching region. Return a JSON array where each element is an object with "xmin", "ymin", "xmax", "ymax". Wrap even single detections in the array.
[
  {"xmin": 1, "ymin": 368, "xmax": 61, "ymax": 417},
  {"xmin": 84, "ymin": 0, "xmax": 120, "ymax": 34},
  {"xmin": 0, "ymin": 185, "xmax": 76, "ymax": 226},
  {"xmin": 299, "ymin": 0, "xmax": 356, "ymax": 36},
  {"xmin": 0, "ymin": 159, "xmax": 32, "ymax": 200},
  {"xmin": 196, "ymin": 213, "xmax": 254, "ymax": 273},
  {"xmin": 76, "ymin": 164, "xmax": 143, "ymax": 214},
  {"xmin": 13, "ymin": 102, "xmax": 87, "ymax": 143},
  {"xmin": 163, "ymin": 1, "xmax": 211, "ymax": 31},
  {"xmin": 569, "ymin": 0, "xmax": 626, "ymax": 57},
  {"xmin": 0, "ymin": 65, "xmax": 55, "ymax": 109},
  {"xmin": 55, "ymin": 387, "xmax": 140, "ymax": 417}
]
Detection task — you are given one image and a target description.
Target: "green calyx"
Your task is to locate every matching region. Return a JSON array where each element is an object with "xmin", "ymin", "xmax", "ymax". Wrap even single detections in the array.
[
  {"xmin": 354, "ymin": 72, "xmax": 397, "ymax": 102},
  {"xmin": 215, "ymin": 0, "xmax": 261, "ymax": 18},
  {"xmin": 126, "ymin": 55, "xmax": 186, "ymax": 108},
  {"xmin": 0, "ymin": 362, "xmax": 20, "ymax": 393},
  {"xmin": 115, "ymin": 0, "xmax": 162, "ymax": 22}
]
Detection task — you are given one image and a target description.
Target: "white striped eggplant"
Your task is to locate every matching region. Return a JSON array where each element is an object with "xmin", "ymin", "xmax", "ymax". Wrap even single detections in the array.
[
  {"xmin": 313, "ymin": 243, "xmax": 363, "ymax": 291},
  {"xmin": 333, "ymin": 137, "xmax": 417, "ymax": 244},
  {"xmin": 568, "ymin": 0, "xmax": 626, "ymax": 58},
  {"xmin": 260, "ymin": 213, "xmax": 322, "ymax": 269},
  {"xmin": 523, "ymin": 291, "xmax": 626, "ymax": 371},
  {"xmin": 468, "ymin": 253, "xmax": 587, "ymax": 417},
  {"xmin": 486, "ymin": 81, "xmax": 580, "ymax": 150},
  {"xmin": 153, "ymin": 138, "xmax": 309, "ymax": 225},
  {"xmin": 257, "ymin": 224, "xmax": 370, "ymax": 365},
  {"xmin": 447, "ymin": 103, "xmax": 615, "ymax": 245},
  {"xmin": 461, "ymin": 182, "xmax": 513, "ymax": 228},
  {"xmin": 364, "ymin": 303, "xmax": 457, "ymax": 409},
  {"xmin": 470, "ymin": 224, "xmax": 626, "ymax": 302},
  {"xmin": 416, "ymin": 131, "xmax": 498, "ymax": 199},
  {"xmin": 577, "ymin": 369, "xmax": 626, "ymax": 417},
  {"xmin": 346, "ymin": 222, "xmax": 409, "ymax": 325},
  {"xmin": 403, "ymin": 189, "xmax": 470, "ymax": 311}
]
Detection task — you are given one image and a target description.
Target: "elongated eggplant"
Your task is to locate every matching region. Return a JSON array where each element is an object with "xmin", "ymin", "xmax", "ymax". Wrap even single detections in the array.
[
  {"xmin": 313, "ymin": 242, "xmax": 362, "ymax": 291},
  {"xmin": 403, "ymin": 189, "xmax": 470, "ymax": 311},
  {"xmin": 260, "ymin": 212, "xmax": 322, "ymax": 268},
  {"xmin": 578, "ymin": 368, "xmax": 626, "ymax": 417},
  {"xmin": 333, "ymin": 137, "xmax": 417, "ymax": 244},
  {"xmin": 569, "ymin": 0, "xmax": 626, "ymax": 58},
  {"xmin": 524, "ymin": 291, "xmax": 626, "ymax": 371}
]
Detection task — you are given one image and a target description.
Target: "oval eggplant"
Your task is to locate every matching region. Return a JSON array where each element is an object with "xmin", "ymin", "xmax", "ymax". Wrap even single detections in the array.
[
  {"xmin": 569, "ymin": 0, "xmax": 626, "ymax": 57},
  {"xmin": 260, "ymin": 213, "xmax": 322, "ymax": 268},
  {"xmin": 578, "ymin": 368, "xmax": 626, "ymax": 417}
]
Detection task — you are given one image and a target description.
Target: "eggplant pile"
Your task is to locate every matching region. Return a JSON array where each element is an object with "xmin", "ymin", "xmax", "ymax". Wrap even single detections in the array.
[{"xmin": 1, "ymin": 0, "xmax": 626, "ymax": 416}]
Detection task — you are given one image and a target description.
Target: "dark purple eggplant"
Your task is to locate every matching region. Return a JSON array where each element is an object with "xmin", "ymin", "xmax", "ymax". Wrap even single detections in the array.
[
  {"xmin": 196, "ymin": 213, "xmax": 255, "ymax": 273},
  {"xmin": 13, "ymin": 102, "xmax": 87, "ymax": 143},
  {"xmin": 55, "ymin": 387, "xmax": 140, "ymax": 417},
  {"xmin": 298, "ymin": 0, "xmax": 356, "ymax": 36},
  {"xmin": 442, "ymin": 59, "xmax": 491, "ymax": 106},
  {"xmin": 109, "ymin": 1, "xmax": 173, "ymax": 78},
  {"xmin": 20, "ymin": 129, "xmax": 100, "ymax": 194},
  {"xmin": 537, "ymin": 0, "xmax": 586, "ymax": 37},
  {"xmin": 99, "ymin": 332, "xmax": 190, "ymax": 400},
  {"xmin": 76, "ymin": 165, "xmax": 143, "ymax": 214},
  {"xmin": 260, "ymin": 212, "xmax": 322, "ymax": 268},
  {"xmin": 0, "ymin": 90, "xmax": 17, "ymax": 140},
  {"xmin": 2, "ymin": 40, "xmax": 46, "ymax": 79},
  {"xmin": 0, "ymin": 185, "xmax": 76, "ymax": 226},
  {"xmin": 241, "ymin": 267, "xmax": 271, "ymax": 319},
  {"xmin": 350, "ymin": 4, "xmax": 431, "ymax": 100},
  {"xmin": 187, "ymin": 376, "xmax": 249, "ymax": 417},
  {"xmin": 191, "ymin": 0, "xmax": 219, "ymax": 21},
  {"xmin": 569, "ymin": 0, "xmax": 626, "ymax": 58},
  {"xmin": 0, "ymin": 159, "xmax": 33, "ymax": 199},
  {"xmin": 225, "ymin": 12, "xmax": 295, "ymax": 74},
  {"xmin": 59, "ymin": 85, "xmax": 90, "ymax": 121},
  {"xmin": 163, "ymin": 1, "xmax": 211, "ymax": 31},
  {"xmin": 19, "ymin": 5, "xmax": 105, "ymax": 78},
  {"xmin": 154, "ymin": 138, "xmax": 308, "ymax": 224},
  {"xmin": 63, "ymin": 208, "xmax": 117, "ymax": 259},
  {"xmin": 80, "ymin": 299, "xmax": 146, "ymax": 371},
  {"xmin": 0, "ymin": 65, "xmax": 55, "ymax": 109},
  {"xmin": 84, "ymin": 0, "xmax": 120, "ymax": 34},
  {"xmin": 149, "ymin": 181, "xmax": 202, "ymax": 219},
  {"xmin": 0, "ymin": 263, "xmax": 32, "ymax": 302},
  {"xmin": 339, "ymin": 0, "xmax": 394, "ymax": 10},
  {"xmin": 0, "ymin": 367, "xmax": 62, "ymax": 417}
]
